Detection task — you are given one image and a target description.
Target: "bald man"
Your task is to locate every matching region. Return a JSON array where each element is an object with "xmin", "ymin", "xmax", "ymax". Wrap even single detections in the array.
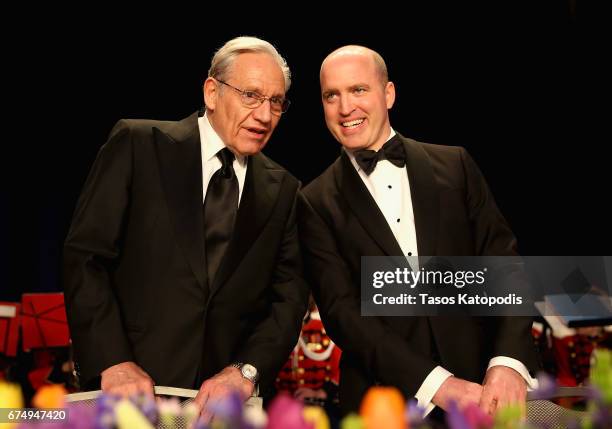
[{"xmin": 298, "ymin": 46, "xmax": 538, "ymax": 418}]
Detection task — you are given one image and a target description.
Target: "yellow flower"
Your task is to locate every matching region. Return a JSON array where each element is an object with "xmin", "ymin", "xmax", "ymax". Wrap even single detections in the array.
[
  {"xmin": 304, "ymin": 405, "xmax": 330, "ymax": 429},
  {"xmin": 0, "ymin": 380, "xmax": 23, "ymax": 408},
  {"xmin": 32, "ymin": 384, "xmax": 67, "ymax": 408},
  {"xmin": 340, "ymin": 413, "xmax": 365, "ymax": 429},
  {"xmin": 115, "ymin": 398, "xmax": 154, "ymax": 429},
  {"xmin": 0, "ymin": 381, "xmax": 23, "ymax": 429}
]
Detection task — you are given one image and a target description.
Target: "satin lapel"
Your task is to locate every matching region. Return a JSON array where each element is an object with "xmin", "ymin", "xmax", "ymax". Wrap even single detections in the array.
[
  {"xmin": 153, "ymin": 113, "xmax": 207, "ymax": 289},
  {"xmin": 209, "ymin": 153, "xmax": 284, "ymax": 295},
  {"xmin": 400, "ymin": 135, "xmax": 439, "ymax": 257},
  {"xmin": 336, "ymin": 152, "xmax": 404, "ymax": 256}
]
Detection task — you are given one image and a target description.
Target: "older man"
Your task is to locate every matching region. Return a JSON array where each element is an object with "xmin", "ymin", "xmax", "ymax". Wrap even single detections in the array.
[
  {"xmin": 64, "ymin": 37, "xmax": 308, "ymax": 412},
  {"xmin": 298, "ymin": 45, "xmax": 538, "ymax": 417}
]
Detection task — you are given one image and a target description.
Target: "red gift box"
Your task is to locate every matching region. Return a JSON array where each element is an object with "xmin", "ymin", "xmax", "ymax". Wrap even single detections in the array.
[
  {"xmin": 0, "ymin": 301, "xmax": 20, "ymax": 356},
  {"xmin": 21, "ymin": 293, "xmax": 70, "ymax": 351}
]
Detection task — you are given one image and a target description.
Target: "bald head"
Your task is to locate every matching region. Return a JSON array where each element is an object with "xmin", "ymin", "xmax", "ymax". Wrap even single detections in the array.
[
  {"xmin": 318, "ymin": 45, "xmax": 395, "ymax": 152},
  {"xmin": 321, "ymin": 45, "xmax": 388, "ymax": 86}
]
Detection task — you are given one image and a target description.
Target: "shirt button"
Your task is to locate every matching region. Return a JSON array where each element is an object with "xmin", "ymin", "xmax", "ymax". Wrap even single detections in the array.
[
  {"xmin": 396, "ymin": 218, "xmax": 400, "ymax": 223},
  {"xmin": 388, "ymin": 185, "xmax": 392, "ymax": 189},
  {"xmin": 408, "ymin": 252, "xmax": 412, "ymax": 256}
]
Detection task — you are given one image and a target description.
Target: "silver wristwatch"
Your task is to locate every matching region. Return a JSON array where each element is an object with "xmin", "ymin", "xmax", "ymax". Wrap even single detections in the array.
[{"xmin": 231, "ymin": 362, "xmax": 259, "ymax": 384}]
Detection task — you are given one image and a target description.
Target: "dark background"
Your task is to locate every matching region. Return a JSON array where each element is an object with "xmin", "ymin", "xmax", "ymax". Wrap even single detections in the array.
[{"xmin": 3, "ymin": 2, "xmax": 604, "ymax": 302}]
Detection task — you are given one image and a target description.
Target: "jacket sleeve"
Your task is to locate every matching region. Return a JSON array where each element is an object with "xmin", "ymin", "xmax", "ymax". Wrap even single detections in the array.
[
  {"xmin": 460, "ymin": 147, "xmax": 539, "ymax": 374},
  {"xmin": 234, "ymin": 182, "xmax": 310, "ymax": 395},
  {"xmin": 63, "ymin": 120, "xmax": 136, "ymax": 387}
]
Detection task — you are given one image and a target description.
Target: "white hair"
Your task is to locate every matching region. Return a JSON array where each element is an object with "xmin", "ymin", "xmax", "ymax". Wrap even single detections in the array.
[{"xmin": 208, "ymin": 36, "xmax": 291, "ymax": 91}]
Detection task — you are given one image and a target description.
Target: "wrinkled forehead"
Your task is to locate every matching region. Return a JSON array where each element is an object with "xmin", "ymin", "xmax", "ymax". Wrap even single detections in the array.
[{"xmin": 228, "ymin": 52, "xmax": 286, "ymax": 94}]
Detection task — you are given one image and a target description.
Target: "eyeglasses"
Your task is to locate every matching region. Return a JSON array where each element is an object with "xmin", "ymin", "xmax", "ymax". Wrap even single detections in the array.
[{"xmin": 215, "ymin": 79, "xmax": 290, "ymax": 115}]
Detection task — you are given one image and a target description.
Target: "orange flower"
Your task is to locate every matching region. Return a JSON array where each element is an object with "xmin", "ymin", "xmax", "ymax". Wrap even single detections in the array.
[
  {"xmin": 32, "ymin": 384, "xmax": 67, "ymax": 408},
  {"xmin": 360, "ymin": 387, "xmax": 407, "ymax": 429}
]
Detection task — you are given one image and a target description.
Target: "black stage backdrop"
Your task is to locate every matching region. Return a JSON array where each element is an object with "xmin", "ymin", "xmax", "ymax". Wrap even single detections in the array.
[{"xmin": 3, "ymin": 2, "xmax": 605, "ymax": 302}]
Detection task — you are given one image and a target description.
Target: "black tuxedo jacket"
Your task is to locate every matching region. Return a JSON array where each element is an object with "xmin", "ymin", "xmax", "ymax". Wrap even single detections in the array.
[
  {"xmin": 298, "ymin": 134, "xmax": 538, "ymax": 413},
  {"xmin": 64, "ymin": 112, "xmax": 309, "ymax": 395}
]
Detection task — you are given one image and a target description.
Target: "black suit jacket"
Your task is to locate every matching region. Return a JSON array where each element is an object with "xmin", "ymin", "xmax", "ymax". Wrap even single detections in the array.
[
  {"xmin": 298, "ymin": 134, "xmax": 538, "ymax": 413},
  {"xmin": 63, "ymin": 112, "xmax": 309, "ymax": 395}
]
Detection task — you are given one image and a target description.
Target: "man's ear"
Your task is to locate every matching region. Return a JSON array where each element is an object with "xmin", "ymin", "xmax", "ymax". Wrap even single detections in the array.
[
  {"xmin": 203, "ymin": 77, "xmax": 218, "ymax": 111},
  {"xmin": 385, "ymin": 81, "xmax": 396, "ymax": 109}
]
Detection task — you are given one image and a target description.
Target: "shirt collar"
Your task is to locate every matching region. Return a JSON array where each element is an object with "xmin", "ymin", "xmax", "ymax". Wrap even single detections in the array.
[{"xmin": 198, "ymin": 113, "xmax": 246, "ymax": 166}]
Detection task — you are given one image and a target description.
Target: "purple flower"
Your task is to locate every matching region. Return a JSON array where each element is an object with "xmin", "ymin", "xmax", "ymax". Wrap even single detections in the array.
[
  {"xmin": 65, "ymin": 402, "xmax": 97, "ymax": 429},
  {"xmin": 587, "ymin": 385, "xmax": 604, "ymax": 405},
  {"xmin": 591, "ymin": 404, "xmax": 612, "ymax": 428},
  {"xmin": 445, "ymin": 401, "xmax": 471, "ymax": 429},
  {"xmin": 529, "ymin": 372, "xmax": 558, "ymax": 400},
  {"xmin": 206, "ymin": 392, "xmax": 243, "ymax": 427},
  {"xmin": 94, "ymin": 392, "xmax": 120, "ymax": 429},
  {"xmin": 405, "ymin": 399, "xmax": 426, "ymax": 426}
]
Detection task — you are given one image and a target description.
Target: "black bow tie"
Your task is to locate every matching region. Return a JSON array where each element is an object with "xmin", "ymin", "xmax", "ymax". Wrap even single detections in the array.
[{"xmin": 354, "ymin": 135, "xmax": 406, "ymax": 175}]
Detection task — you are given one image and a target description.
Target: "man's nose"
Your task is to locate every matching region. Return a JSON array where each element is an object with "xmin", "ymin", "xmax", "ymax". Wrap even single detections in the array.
[
  {"xmin": 252, "ymin": 99, "xmax": 272, "ymax": 123},
  {"xmin": 339, "ymin": 94, "xmax": 354, "ymax": 116}
]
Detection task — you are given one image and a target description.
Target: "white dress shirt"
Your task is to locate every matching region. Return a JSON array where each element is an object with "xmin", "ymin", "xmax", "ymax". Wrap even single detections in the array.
[
  {"xmin": 198, "ymin": 114, "xmax": 247, "ymax": 204},
  {"xmin": 347, "ymin": 128, "xmax": 537, "ymax": 415}
]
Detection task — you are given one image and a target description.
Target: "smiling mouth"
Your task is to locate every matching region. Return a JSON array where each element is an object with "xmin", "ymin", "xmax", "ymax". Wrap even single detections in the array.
[{"xmin": 341, "ymin": 119, "xmax": 365, "ymax": 129}]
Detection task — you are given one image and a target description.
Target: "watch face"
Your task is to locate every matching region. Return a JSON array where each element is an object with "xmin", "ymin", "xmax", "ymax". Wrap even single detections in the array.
[{"xmin": 242, "ymin": 364, "xmax": 257, "ymax": 379}]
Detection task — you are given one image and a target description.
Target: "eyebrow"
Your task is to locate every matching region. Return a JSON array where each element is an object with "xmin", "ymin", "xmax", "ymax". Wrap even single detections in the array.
[
  {"xmin": 322, "ymin": 83, "xmax": 370, "ymax": 94},
  {"xmin": 242, "ymin": 84, "xmax": 284, "ymax": 98}
]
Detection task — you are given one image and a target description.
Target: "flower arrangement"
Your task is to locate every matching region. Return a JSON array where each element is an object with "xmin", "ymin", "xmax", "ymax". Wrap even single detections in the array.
[{"xmin": 0, "ymin": 349, "xmax": 609, "ymax": 429}]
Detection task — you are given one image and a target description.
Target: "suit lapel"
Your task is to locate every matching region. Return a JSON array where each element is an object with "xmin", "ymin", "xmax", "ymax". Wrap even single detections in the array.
[
  {"xmin": 154, "ymin": 112, "xmax": 207, "ymax": 289},
  {"xmin": 337, "ymin": 151, "xmax": 404, "ymax": 256},
  {"xmin": 336, "ymin": 135, "xmax": 440, "ymax": 257},
  {"xmin": 399, "ymin": 134, "xmax": 439, "ymax": 256},
  {"xmin": 209, "ymin": 153, "xmax": 284, "ymax": 295}
]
